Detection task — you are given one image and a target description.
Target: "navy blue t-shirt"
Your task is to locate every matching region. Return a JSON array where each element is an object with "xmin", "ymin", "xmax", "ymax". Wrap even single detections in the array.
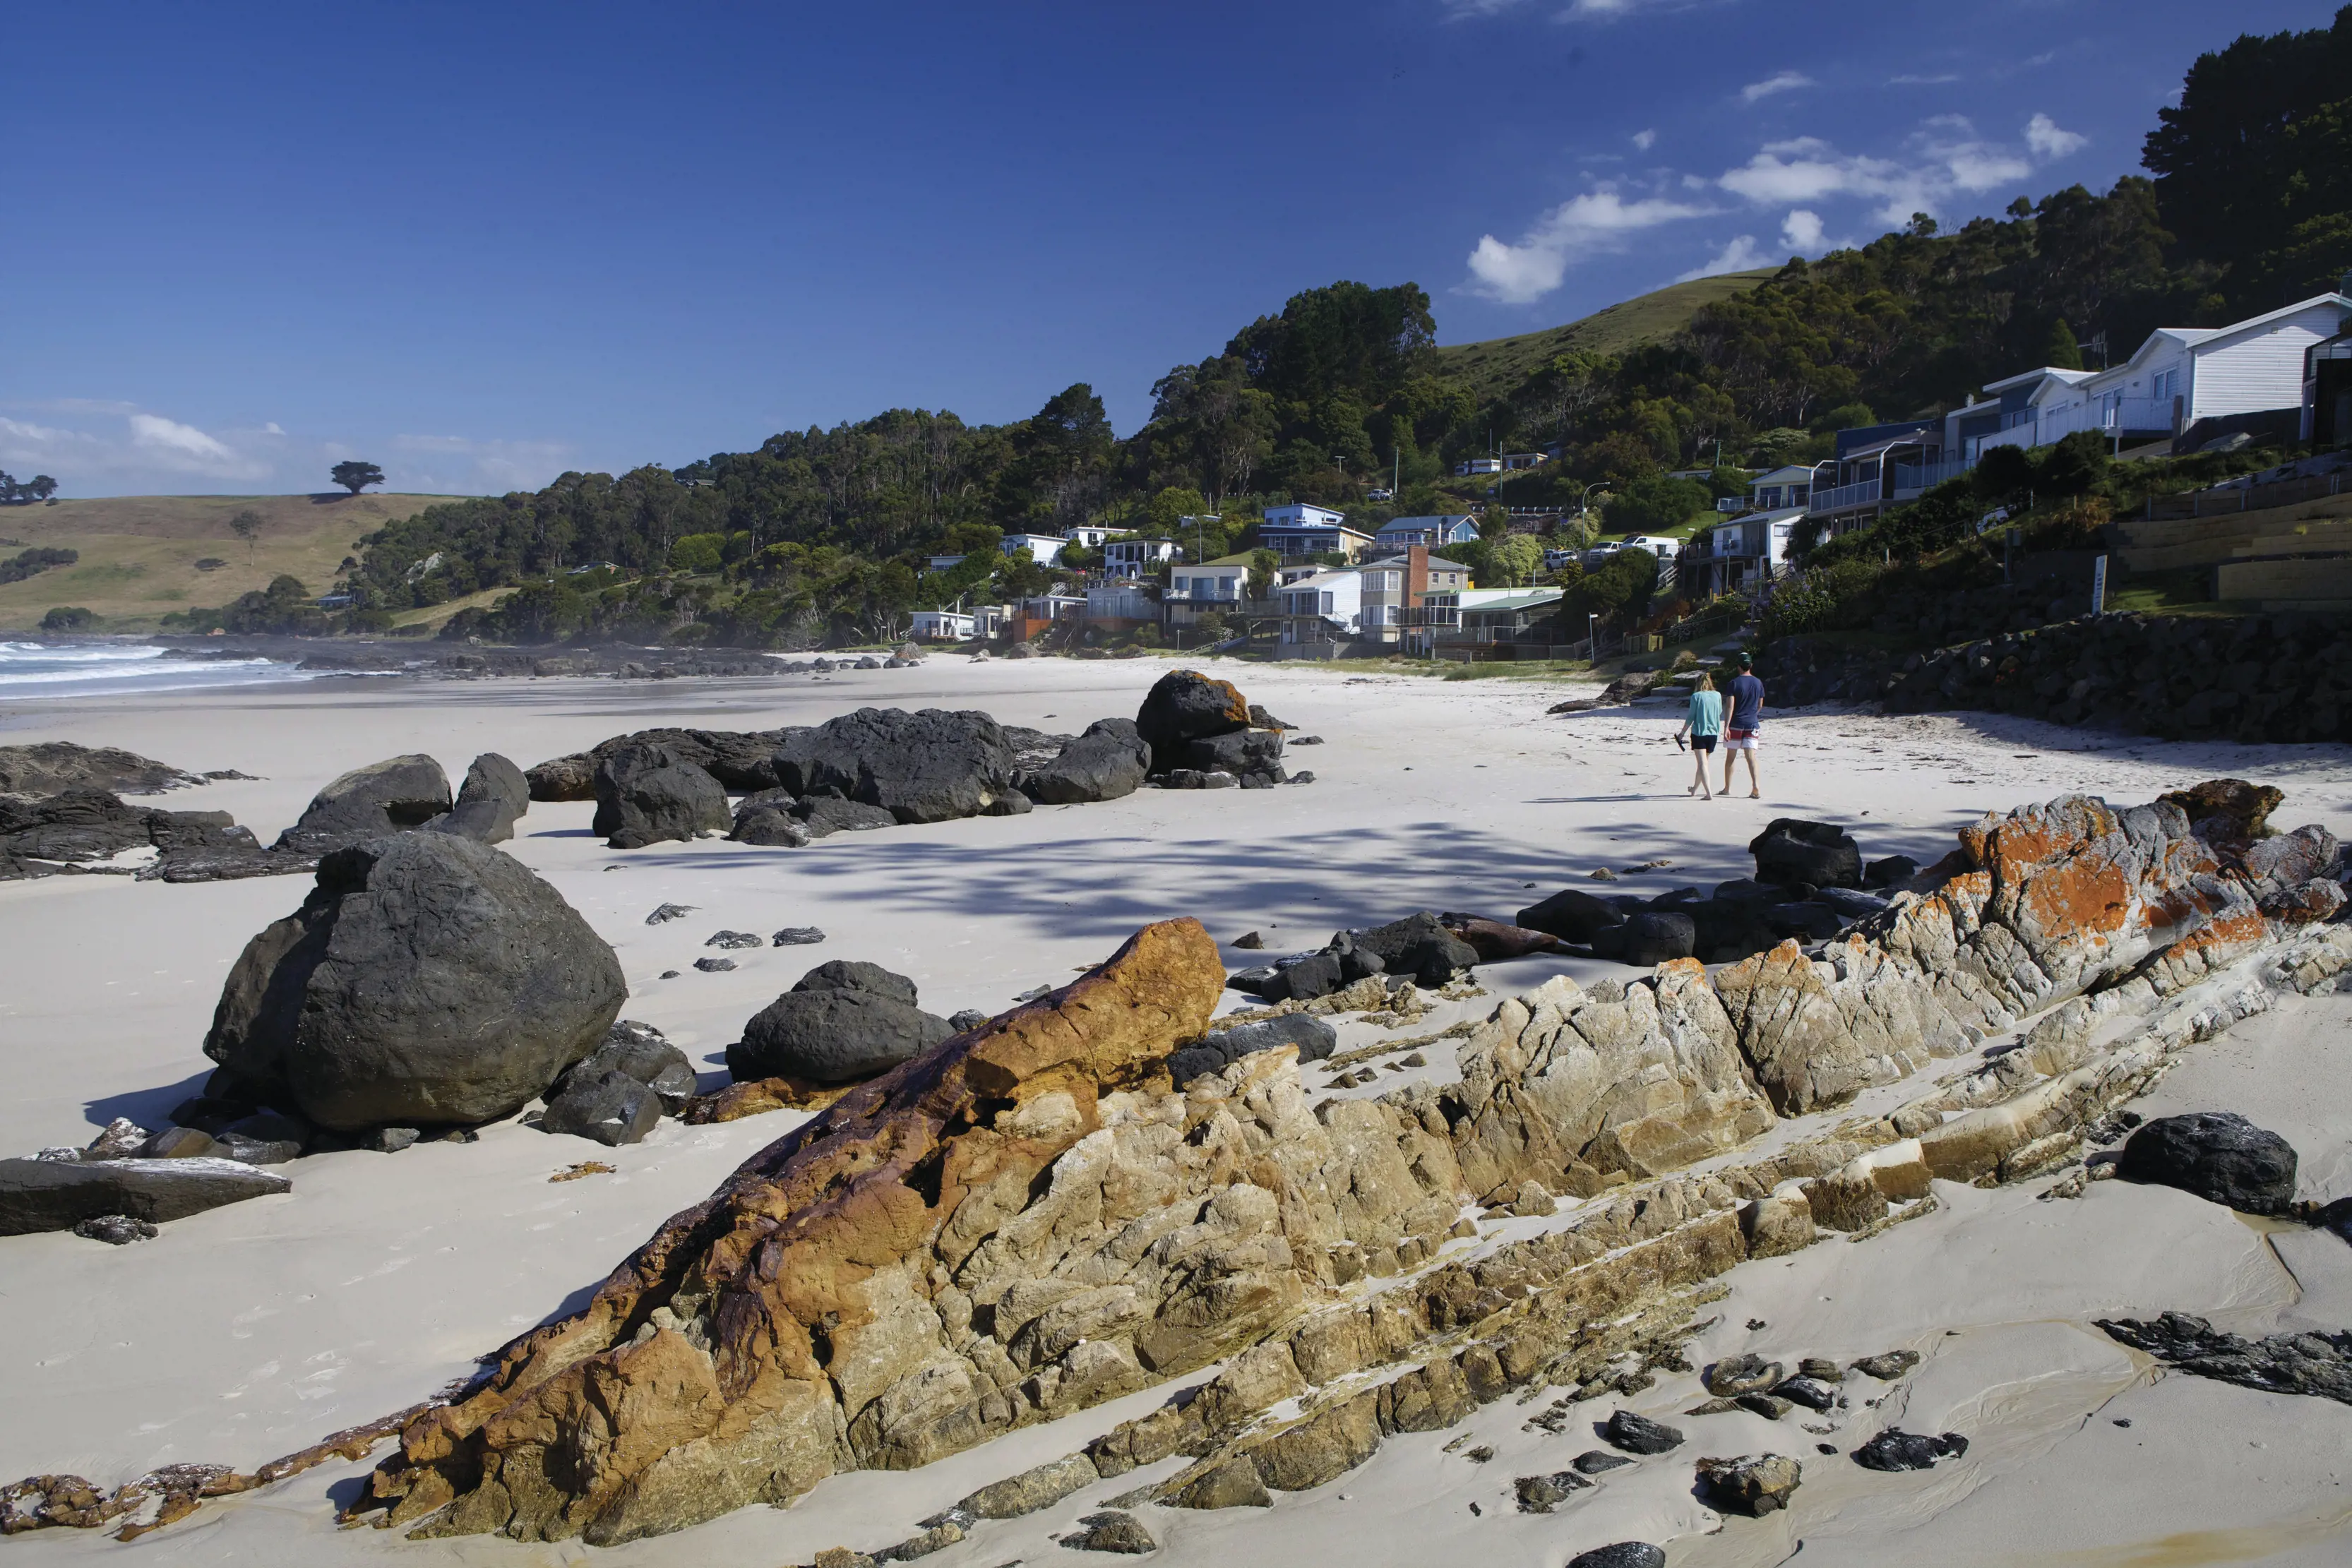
[{"xmin": 1727, "ymin": 672, "xmax": 1765, "ymax": 729}]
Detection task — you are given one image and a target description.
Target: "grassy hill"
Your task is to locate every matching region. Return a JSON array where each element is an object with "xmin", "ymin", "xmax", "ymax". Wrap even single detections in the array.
[
  {"xmin": 1433, "ymin": 268, "xmax": 1777, "ymax": 406},
  {"xmin": 0, "ymin": 492, "xmax": 460, "ymax": 633}
]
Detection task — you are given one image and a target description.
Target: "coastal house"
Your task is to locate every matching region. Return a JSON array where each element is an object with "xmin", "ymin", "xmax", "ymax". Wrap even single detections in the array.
[
  {"xmin": 1500, "ymin": 451, "xmax": 1548, "ymax": 471},
  {"xmin": 1083, "ymin": 581, "xmax": 1156, "ymax": 634},
  {"xmin": 1373, "ymin": 514, "xmax": 1480, "ymax": 551},
  {"xmin": 1746, "ymin": 466, "xmax": 1814, "ymax": 513},
  {"xmin": 909, "ymin": 609, "xmax": 975, "ymax": 642},
  {"xmin": 1006, "ymin": 593, "xmax": 1084, "ymax": 643},
  {"xmin": 1277, "ymin": 568, "xmax": 1363, "ymax": 646},
  {"xmin": 925, "ymin": 553, "xmax": 967, "ymax": 572},
  {"xmin": 1700, "ymin": 513, "xmax": 1797, "ymax": 595},
  {"xmin": 1357, "ymin": 547, "xmax": 1469, "ymax": 649},
  {"xmin": 1457, "ymin": 586, "xmax": 1564, "ymax": 645},
  {"xmin": 1969, "ymin": 288, "xmax": 2352, "ymax": 457},
  {"xmin": 1454, "ymin": 455, "xmax": 1503, "ymax": 477},
  {"xmin": 1163, "ymin": 554, "xmax": 1256, "ymax": 635},
  {"xmin": 1103, "ymin": 537, "xmax": 1179, "ymax": 578},
  {"xmin": 1260, "ymin": 503, "xmax": 1373, "ymax": 563},
  {"xmin": 2308, "ymin": 322, "xmax": 2352, "ymax": 446},
  {"xmin": 1001, "ymin": 533, "xmax": 1066, "ymax": 567},
  {"xmin": 1064, "ymin": 525, "xmax": 1111, "ymax": 549},
  {"xmin": 1805, "ymin": 420, "xmax": 1947, "ymax": 534}
]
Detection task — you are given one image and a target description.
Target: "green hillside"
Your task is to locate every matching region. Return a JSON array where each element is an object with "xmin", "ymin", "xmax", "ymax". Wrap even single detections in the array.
[
  {"xmin": 0, "ymin": 492, "xmax": 458, "ymax": 632},
  {"xmin": 1432, "ymin": 269, "xmax": 1779, "ymax": 406}
]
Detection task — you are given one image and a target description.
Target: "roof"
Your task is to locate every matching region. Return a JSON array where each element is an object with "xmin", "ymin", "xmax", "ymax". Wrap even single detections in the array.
[
  {"xmin": 1459, "ymin": 588, "xmax": 1563, "ymax": 613},
  {"xmin": 1749, "ymin": 465, "xmax": 1815, "ymax": 484},
  {"xmin": 1279, "ymin": 569, "xmax": 1356, "ymax": 590},
  {"xmin": 1355, "ymin": 553, "xmax": 1469, "ymax": 573},
  {"xmin": 1262, "ymin": 518, "xmax": 1371, "ymax": 534},
  {"xmin": 2086, "ymin": 293, "xmax": 2352, "ymax": 385},
  {"xmin": 1838, "ymin": 432, "xmax": 1936, "ymax": 462},
  {"xmin": 1376, "ymin": 514, "xmax": 1476, "ymax": 530},
  {"xmin": 1188, "ymin": 553, "xmax": 1258, "ymax": 569},
  {"xmin": 1980, "ymin": 366, "xmax": 2095, "ymax": 397}
]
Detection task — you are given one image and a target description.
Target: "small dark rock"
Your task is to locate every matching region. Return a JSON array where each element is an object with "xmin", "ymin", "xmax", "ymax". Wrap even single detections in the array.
[
  {"xmin": 705, "ymin": 930, "xmax": 763, "ymax": 950},
  {"xmin": 948, "ymin": 1009, "xmax": 990, "ymax": 1031},
  {"xmin": 1514, "ymin": 1470, "xmax": 1591, "ymax": 1512},
  {"xmin": 729, "ymin": 961, "xmax": 952, "ymax": 1084},
  {"xmin": 1572, "ymin": 1450, "xmax": 1635, "ymax": 1476},
  {"xmin": 1863, "ymin": 854, "xmax": 1919, "ymax": 887},
  {"xmin": 1774, "ymin": 1376, "xmax": 1836, "ymax": 1412},
  {"xmin": 1703, "ymin": 1355, "xmax": 1784, "ymax": 1397},
  {"xmin": 1750, "ymin": 818, "xmax": 1863, "ymax": 889},
  {"xmin": 369, "ymin": 1127, "xmax": 420, "ymax": 1153},
  {"xmin": 73, "ymin": 1213, "xmax": 160, "ymax": 1245},
  {"xmin": 772, "ymin": 926, "xmax": 827, "ymax": 946},
  {"xmin": 647, "ymin": 903, "xmax": 698, "ymax": 924},
  {"xmin": 1565, "ymin": 1546, "xmax": 1666, "ymax": 1568},
  {"xmin": 1258, "ymin": 950, "xmax": 1342, "ymax": 1003},
  {"xmin": 1602, "ymin": 1409, "xmax": 1684, "ymax": 1454},
  {"xmin": 1849, "ymin": 1350, "xmax": 1920, "ymax": 1380},
  {"xmin": 1059, "ymin": 1509, "xmax": 1156, "ymax": 1553},
  {"xmin": 1695, "ymin": 1453, "xmax": 1803, "ymax": 1516},
  {"xmin": 1851, "ymin": 1429, "xmax": 1969, "ymax": 1471}
]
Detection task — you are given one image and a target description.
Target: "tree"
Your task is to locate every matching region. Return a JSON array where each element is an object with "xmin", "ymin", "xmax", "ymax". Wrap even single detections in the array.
[
  {"xmin": 229, "ymin": 508, "xmax": 263, "ymax": 561},
  {"xmin": 1492, "ymin": 534, "xmax": 1544, "ymax": 587},
  {"xmin": 2041, "ymin": 318, "xmax": 2084, "ymax": 370},
  {"xmin": 42, "ymin": 606, "xmax": 96, "ymax": 631},
  {"xmin": 1601, "ymin": 474, "xmax": 1712, "ymax": 537},
  {"xmin": 331, "ymin": 460, "xmax": 386, "ymax": 495}
]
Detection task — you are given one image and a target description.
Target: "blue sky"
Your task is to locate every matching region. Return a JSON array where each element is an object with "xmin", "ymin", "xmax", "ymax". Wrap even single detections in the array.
[{"xmin": 4, "ymin": 0, "xmax": 2329, "ymax": 497}]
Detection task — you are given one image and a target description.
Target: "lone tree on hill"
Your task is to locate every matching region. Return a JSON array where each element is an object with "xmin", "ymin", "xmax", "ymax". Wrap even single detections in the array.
[
  {"xmin": 229, "ymin": 509, "xmax": 263, "ymax": 560},
  {"xmin": 330, "ymin": 460, "xmax": 385, "ymax": 495}
]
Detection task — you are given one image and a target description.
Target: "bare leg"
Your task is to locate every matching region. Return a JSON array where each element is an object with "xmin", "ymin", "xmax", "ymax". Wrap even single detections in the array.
[
  {"xmin": 1741, "ymin": 748, "xmax": 1762, "ymax": 798},
  {"xmin": 1690, "ymin": 750, "xmax": 1711, "ymax": 798},
  {"xmin": 1721, "ymin": 749, "xmax": 1736, "ymax": 794}
]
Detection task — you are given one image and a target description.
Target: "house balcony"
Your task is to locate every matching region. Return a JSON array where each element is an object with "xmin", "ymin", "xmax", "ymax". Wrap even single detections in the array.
[
  {"xmin": 1892, "ymin": 456, "xmax": 1975, "ymax": 499},
  {"xmin": 1974, "ymin": 396, "xmax": 2183, "ymax": 456},
  {"xmin": 1806, "ymin": 479, "xmax": 1885, "ymax": 515}
]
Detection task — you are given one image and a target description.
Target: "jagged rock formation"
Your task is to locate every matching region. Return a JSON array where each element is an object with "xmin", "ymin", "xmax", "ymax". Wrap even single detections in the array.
[
  {"xmin": 0, "ymin": 741, "xmax": 206, "ymax": 796},
  {"xmin": 273, "ymin": 755, "xmax": 453, "ymax": 856},
  {"xmin": 23, "ymin": 782, "xmax": 2352, "ymax": 1549}
]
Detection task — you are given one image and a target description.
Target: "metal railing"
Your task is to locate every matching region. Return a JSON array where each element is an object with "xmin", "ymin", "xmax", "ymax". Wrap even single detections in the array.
[
  {"xmin": 1805, "ymin": 479, "xmax": 1883, "ymax": 514},
  {"xmin": 1892, "ymin": 456, "xmax": 1974, "ymax": 496}
]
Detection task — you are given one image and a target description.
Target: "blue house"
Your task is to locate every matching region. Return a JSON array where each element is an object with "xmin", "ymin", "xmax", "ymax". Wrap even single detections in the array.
[{"xmin": 1373, "ymin": 514, "xmax": 1481, "ymax": 551}]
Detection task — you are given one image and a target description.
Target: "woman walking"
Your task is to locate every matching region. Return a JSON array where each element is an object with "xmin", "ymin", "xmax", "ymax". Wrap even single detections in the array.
[{"xmin": 1677, "ymin": 671, "xmax": 1723, "ymax": 798}]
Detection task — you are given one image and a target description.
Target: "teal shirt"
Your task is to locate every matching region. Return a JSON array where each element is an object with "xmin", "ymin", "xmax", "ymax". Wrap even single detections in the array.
[{"xmin": 1686, "ymin": 688, "xmax": 1724, "ymax": 737}]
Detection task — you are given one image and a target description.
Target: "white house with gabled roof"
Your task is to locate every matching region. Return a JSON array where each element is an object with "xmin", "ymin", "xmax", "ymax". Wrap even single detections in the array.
[{"xmin": 1973, "ymin": 292, "xmax": 2352, "ymax": 455}]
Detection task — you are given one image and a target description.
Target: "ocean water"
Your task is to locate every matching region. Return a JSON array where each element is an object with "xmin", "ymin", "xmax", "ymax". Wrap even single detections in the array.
[{"xmin": 0, "ymin": 641, "xmax": 321, "ymax": 700}]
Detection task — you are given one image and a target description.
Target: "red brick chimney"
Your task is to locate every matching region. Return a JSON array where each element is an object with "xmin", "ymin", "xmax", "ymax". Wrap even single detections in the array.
[{"xmin": 1407, "ymin": 542, "xmax": 1427, "ymax": 611}]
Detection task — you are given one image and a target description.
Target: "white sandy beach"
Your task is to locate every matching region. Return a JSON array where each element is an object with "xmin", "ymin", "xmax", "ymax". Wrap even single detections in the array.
[{"xmin": 4, "ymin": 654, "xmax": 2351, "ymax": 1567}]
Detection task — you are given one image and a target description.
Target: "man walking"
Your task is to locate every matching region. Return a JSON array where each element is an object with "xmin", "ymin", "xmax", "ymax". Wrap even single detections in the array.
[{"xmin": 1722, "ymin": 652, "xmax": 1765, "ymax": 799}]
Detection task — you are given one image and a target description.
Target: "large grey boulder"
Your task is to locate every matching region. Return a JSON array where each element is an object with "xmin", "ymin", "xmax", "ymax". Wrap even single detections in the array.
[
  {"xmin": 527, "ymin": 727, "xmax": 803, "ymax": 801},
  {"xmin": 0, "ymin": 1156, "xmax": 290, "ymax": 1235},
  {"xmin": 727, "ymin": 960, "xmax": 952, "ymax": 1084},
  {"xmin": 1166, "ymin": 1015, "xmax": 1337, "ymax": 1086},
  {"xmin": 2118, "ymin": 1111, "xmax": 2299, "ymax": 1216},
  {"xmin": 1348, "ymin": 911, "xmax": 1479, "ymax": 986},
  {"xmin": 1515, "ymin": 887, "xmax": 1627, "ymax": 943},
  {"xmin": 1022, "ymin": 719, "xmax": 1152, "ymax": 804},
  {"xmin": 203, "ymin": 834, "xmax": 627, "ymax": 1130},
  {"xmin": 593, "ymin": 743, "xmax": 731, "ymax": 849},
  {"xmin": 431, "ymin": 753, "xmax": 530, "ymax": 844},
  {"xmin": 1135, "ymin": 670, "xmax": 1250, "ymax": 773},
  {"xmin": 273, "ymin": 754, "xmax": 453, "ymax": 854},
  {"xmin": 1749, "ymin": 819, "xmax": 1863, "ymax": 890},
  {"xmin": 770, "ymin": 707, "xmax": 1020, "ymax": 823},
  {"xmin": 0, "ymin": 741, "xmax": 204, "ymax": 796}
]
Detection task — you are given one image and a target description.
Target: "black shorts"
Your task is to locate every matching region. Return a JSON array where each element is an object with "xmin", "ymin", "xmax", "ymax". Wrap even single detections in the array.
[{"xmin": 1691, "ymin": 735, "xmax": 1717, "ymax": 754}]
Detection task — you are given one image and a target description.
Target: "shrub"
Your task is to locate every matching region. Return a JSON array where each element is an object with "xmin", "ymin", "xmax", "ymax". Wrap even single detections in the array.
[{"xmin": 41, "ymin": 605, "xmax": 95, "ymax": 631}]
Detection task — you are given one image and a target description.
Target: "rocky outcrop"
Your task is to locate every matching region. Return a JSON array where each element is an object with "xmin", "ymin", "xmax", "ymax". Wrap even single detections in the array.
[
  {"xmin": 431, "ymin": 754, "xmax": 529, "ymax": 844},
  {"xmin": 1020, "ymin": 720, "xmax": 1152, "ymax": 805},
  {"xmin": 726, "ymin": 962, "xmax": 955, "ymax": 1085},
  {"xmin": 1443, "ymin": 967, "xmax": 1775, "ymax": 1200},
  {"xmin": 0, "ymin": 1156, "xmax": 291, "ymax": 1235},
  {"xmin": 52, "ymin": 777, "xmax": 2352, "ymax": 1551},
  {"xmin": 1135, "ymin": 671, "xmax": 1250, "ymax": 773},
  {"xmin": 593, "ymin": 743, "xmax": 732, "ymax": 849},
  {"xmin": 0, "ymin": 789, "xmax": 257, "ymax": 878},
  {"xmin": 772, "ymin": 709, "xmax": 1022, "ymax": 823},
  {"xmin": 273, "ymin": 755, "xmax": 453, "ymax": 855},
  {"xmin": 203, "ymin": 834, "xmax": 627, "ymax": 1131},
  {"xmin": 0, "ymin": 741, "xmax": 205, "ymax": 796},
  {"xmin": 2098, "ymin": 1312, "xmax": 2352, "ymax": 1404}
]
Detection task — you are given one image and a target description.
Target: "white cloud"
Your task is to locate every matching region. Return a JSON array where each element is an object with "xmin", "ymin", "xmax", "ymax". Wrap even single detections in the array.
[
  {"xmin": 1890, "ymin": 73, "xmax": 1959, "ymax": 85},
  {"xmin": 129, "ymin": 413, "xmax": 240, "ymax": 466},
  {"xmin": 1466, "ymin": 186, "xmax": 1714, "ymax": 303},
  {"xmin": 1717, "ymin": 119, "xmax": 2032, "ymax": 224},
  {"xmin": 1631, "ymin": 128, "xmax": 1656, "ymax": 150},
  {"xmin": 2024, "ymin": 112, "xmax": 2085, "ymax": 160},
  {"xmin": 1781, "ymin": 208, "xmax": 1825, "ymax": 250},
  {"xmin": 262, "ymin": 421, "xmax": 285, "ymax": 436},
  {"xmin": 1438, "ymin": 0, "xmax": 1527, "ymax": 15},
  {"xmin": 1740, "ymin": 71, "xmax": 1814, "ymax": 104},
  {"xmin": 1678, "ymin": 235, "xmax": 1772, "ymax": 281}
]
